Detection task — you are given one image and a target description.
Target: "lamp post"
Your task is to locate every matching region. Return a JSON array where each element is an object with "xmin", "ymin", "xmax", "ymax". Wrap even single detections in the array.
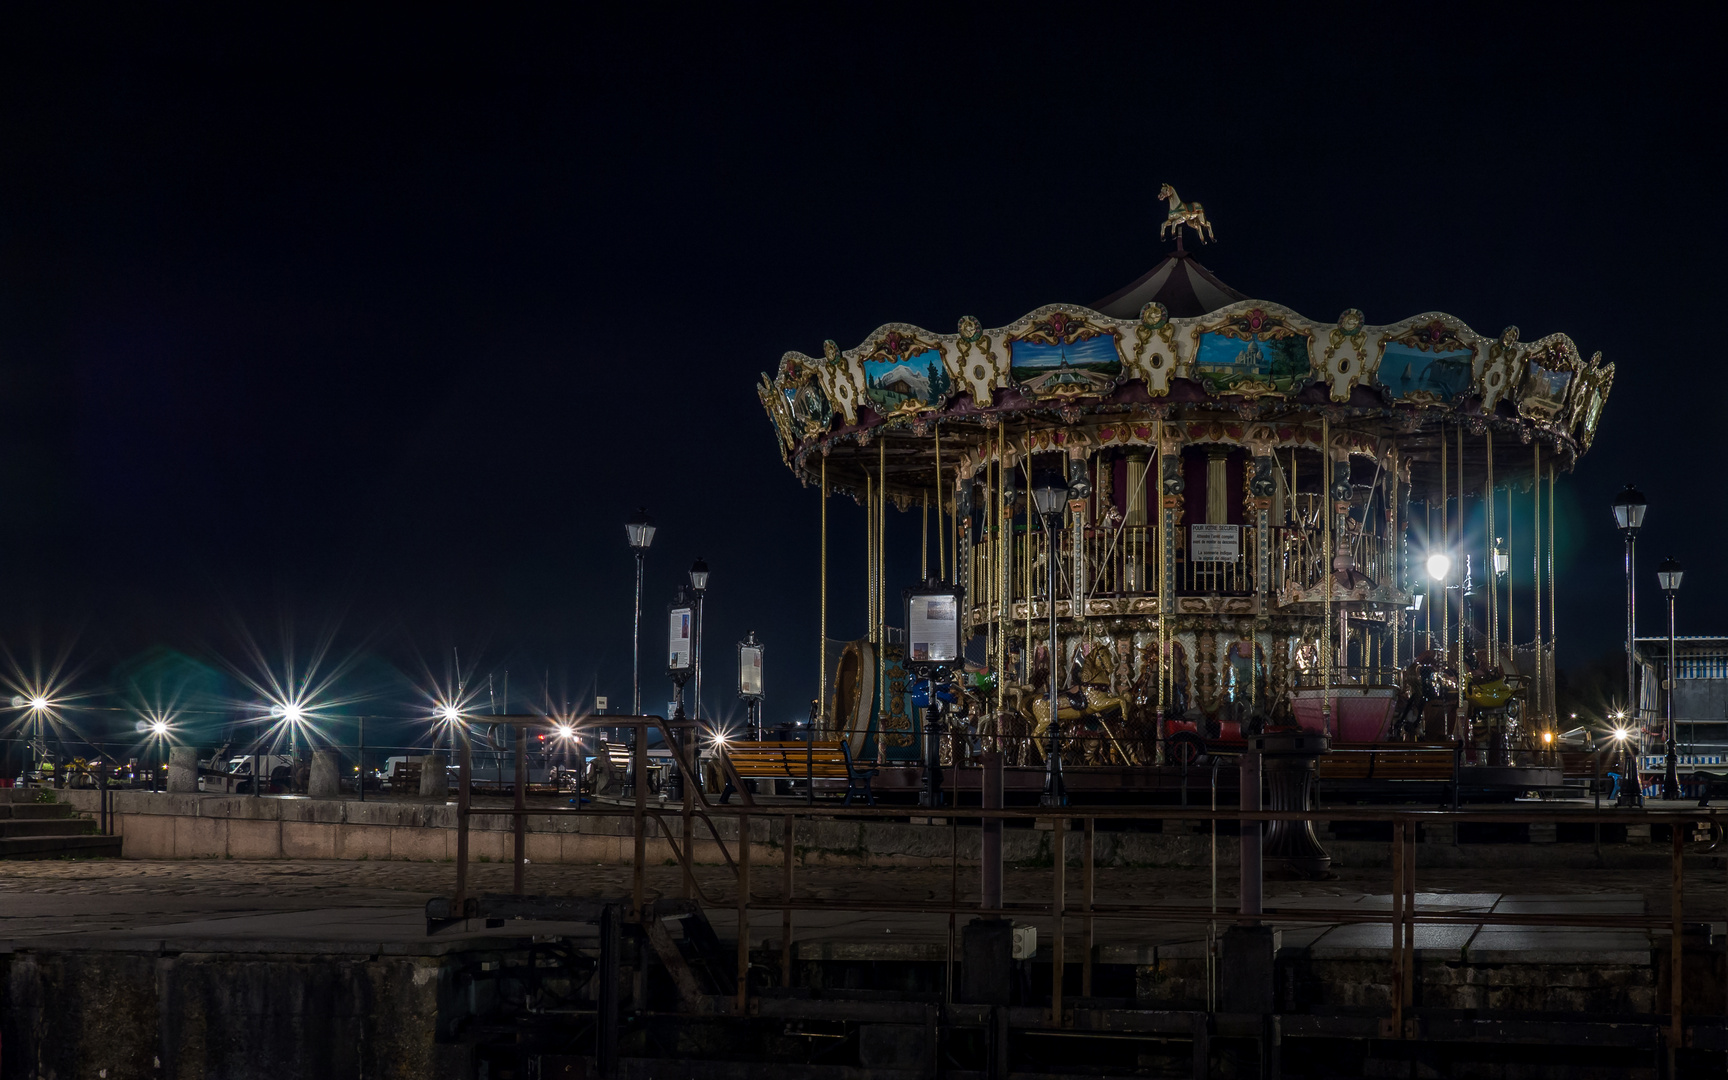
[
  {"xmin": 1612, "ymin": 484, "xmax": 1647, "ymax": 807},
  {"xmin": 627, "ymin": 508, "xmax": 657, "ymax": 718},
  {"xmin": 1657, "ymin": 556, "xmax": 1683, "ymax": 800},
  {"xmin": 737, "ymin": 632, "xmax": 764, "ymax": 740},
  {"xmin": 689, "ymin": 558, "xmax": 710, "ymax": 723},
  {"xmin": 1031, "ymin": 472, "xmax": 1068, "ymax": 807}
]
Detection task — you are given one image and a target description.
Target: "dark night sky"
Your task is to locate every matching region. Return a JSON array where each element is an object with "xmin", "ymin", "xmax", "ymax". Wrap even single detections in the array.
[{"xmin": 0, "ymin": 7, "xmax": 1722, "ymax": 738}]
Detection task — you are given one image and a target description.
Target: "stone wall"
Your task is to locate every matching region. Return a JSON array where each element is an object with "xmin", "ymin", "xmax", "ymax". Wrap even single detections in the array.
[{"xmin": 57, "ymin": 790, "xmax": 1685, "ymax": 871}]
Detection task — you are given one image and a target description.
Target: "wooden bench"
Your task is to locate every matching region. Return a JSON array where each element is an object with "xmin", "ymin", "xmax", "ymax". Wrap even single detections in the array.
[
  {"xmin": 1318, "ymin": 742, "xmax": 1458, "ymax": 782},
  {"xmin": 720, "ymin": 740, "xmax": 876, "ymax": 805},
  {"xmin": 1559, "ymin": 750, "xmax": 1606, "ymax": 779}
]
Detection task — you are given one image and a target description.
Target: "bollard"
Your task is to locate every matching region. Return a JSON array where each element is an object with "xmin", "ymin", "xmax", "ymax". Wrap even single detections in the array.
[
  {"xmin": 167, "ymin": 747, "xmax": 200, "ymax": 794},
  {"xmin": 308, "ymin": 749, "xmax": 342, "ymax": 799},
  {"xmin": 419, "ymin": 753, "xmax": 449, "ymax": 799}
]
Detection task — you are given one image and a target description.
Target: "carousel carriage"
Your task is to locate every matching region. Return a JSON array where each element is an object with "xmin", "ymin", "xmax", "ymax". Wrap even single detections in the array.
[{"xmin": 762, "ymin": 190, "xmax": 1612, "ymax": 789}]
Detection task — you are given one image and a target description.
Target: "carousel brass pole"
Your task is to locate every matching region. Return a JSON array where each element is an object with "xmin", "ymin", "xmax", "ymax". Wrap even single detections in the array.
[
  {"xmin": 821, "ymin": 456, "xmax": 828, "ymax": 735},
  {"xmin": 1154, "ymin": 421, "xmax": 1166, "ymax": 762},
  {"xmin": 1505, "ymin": 478, "xmax": 1514, "ymax": 673},
  {"xmin": 1457, "ymin": 423, "xmax": 1465, "ymax": 723},
  {"xmin": 1555, "ymin": 459, "xmax": 1569, "ymax": 725},
  {"xmin": 867, "ymin": 471, "xmax": 876, "ymax": 647},
  {"xmin": 1532, "ymin": 444, "xmax": 1542, "ymax": 729},
  {"xmin": 997, "ymin": 424, "xmax": 1008, "ymax": 726},
  {"xmin": 935, "ymin": 423, "xmax": 945, "ymax": 581},
  {"xmin": 922, "ymin": 491, "xmax": 929, "ymax": 582},
  {"xmin": 1486, "ymin": 431, "xmax": 1496, "ymax": 667},
  {"xmin": 1440, "ymin": 421, "xmax": 1448, "ymax": 660},
  {"xmin": 879, "ymin": 437, "xmax": 887, "ymax": 646},
  {"xmin": 1322, "ymin": 417, "xmax": 1333, "ymax": 737}
]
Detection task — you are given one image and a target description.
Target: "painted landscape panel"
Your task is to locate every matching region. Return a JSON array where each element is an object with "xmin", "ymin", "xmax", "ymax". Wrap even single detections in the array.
[
  {"xmin": 863, "ymin": 347, "xmax": 951, "ymax": 412},
  {"xmin": 1193, "ymin": 331, "xmax": 1309, "ymax": 393},
  {"xmin": 1378, "ymin": 342, "xmax": 1474, "ymax": 402}
]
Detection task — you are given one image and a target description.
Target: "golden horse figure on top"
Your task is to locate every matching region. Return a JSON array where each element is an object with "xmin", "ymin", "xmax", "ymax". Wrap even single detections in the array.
[{"xmin": 1158, "ymin": 184, "xmax": 1215, "ymax": 243}]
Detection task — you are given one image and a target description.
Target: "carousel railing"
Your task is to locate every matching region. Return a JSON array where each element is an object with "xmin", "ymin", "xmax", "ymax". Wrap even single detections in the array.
[
  {"xmin": 971, "ymin": 523, "xmax": 1277, "ymax": 608},
  {"xmin": 1290, "ymin": 665, "xmax": 1404, "ymax": 689},
  {"xmin": 1271, "ymin": 526, "xmax": 1391, "ymax": 593}
]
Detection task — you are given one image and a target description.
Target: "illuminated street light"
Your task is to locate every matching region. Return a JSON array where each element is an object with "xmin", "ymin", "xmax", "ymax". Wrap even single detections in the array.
[
  {"xmin": 1612, "ymin": 484, "xmax": 1646, "ymax": 807},
  {"xmin": 1425, "ymin": 553, "xmax": 1452, "ymax": 581},
  {"xmin": 1658, "ymin": 556, "xmax": 1683, "ymax": 800},
  {"xmin": 151, "ymin": 720, "xmax": 169, "ymax": 736}
]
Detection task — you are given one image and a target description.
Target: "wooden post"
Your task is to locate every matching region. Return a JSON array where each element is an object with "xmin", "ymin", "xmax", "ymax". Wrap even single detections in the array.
[
  {"xmin": 781, "ymin": 814, "xmax": 795, "ymax": 988},
  {"xmin": 1082, "ymin": 816, "xmax": 1095, "ymax": 999},
  {"xmin": 737, "ymin": 811, "xmax": 751, "ymax": 1012},
  {"xmin": 1390, "ymin": 818, "xmax": 1404, "ymax": 1035},
  {"xmin": 633, "ymin": 725, "xmax": 648, "ymax": 919},
  {"xmin": 513, "ymin": 721, "xmax": 527, "ymax": 896},
  {"xmin": 455, "ymin": 727, "xmax": 472, "ymax": 909},
  {"xmin": 1672, "ymin": 824, "xmax": 1684, "ymax": 1049},
  {"xmin": 1051, "ymin": 814, "xmax": 1066, "ymax": 1023}
]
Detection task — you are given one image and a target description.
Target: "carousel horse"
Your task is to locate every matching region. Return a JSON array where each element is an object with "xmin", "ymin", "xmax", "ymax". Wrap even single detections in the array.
[
  {"xmin": 1028, "ymin": 642, "xmax": 1136, "ymax": 764},
  {"xmin": 1391, "ymin": 650, "xmax": 1455, "ymax": 740},
  {"xmin": 1158, "ymin": 184, "xmax": 1215, "ymax": 243}
]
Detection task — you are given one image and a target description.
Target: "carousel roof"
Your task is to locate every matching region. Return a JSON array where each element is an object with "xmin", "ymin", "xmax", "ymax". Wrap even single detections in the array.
[
  {"xmin": 759, "ymin": 194, "xmax": 1613, "ymax": 505},
  {"xmin": 1091, "ymin": 246, "xmax": 1247, "ymax": 320}
]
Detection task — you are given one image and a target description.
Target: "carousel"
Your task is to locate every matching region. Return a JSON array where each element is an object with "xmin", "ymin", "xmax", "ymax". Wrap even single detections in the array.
[{"xmin": 759, "ymin": 188, "xmax": 1613, "ymax": 797}]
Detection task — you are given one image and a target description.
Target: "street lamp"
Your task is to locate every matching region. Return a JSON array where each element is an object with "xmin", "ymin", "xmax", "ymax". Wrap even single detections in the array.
[
  {"xmin": 737, "ymin": 631, "xmax": 764, "ymax": 740},
  {"xmin": 1612, "ymin": 484, "xmax": 1647, "ymax": 806},
  {"xmin": 1657, "ymin": 556, "xmax": 1683, "ymax": 800},
  {"xmin": 1030, "ymin": 471, "xmax": 1069, "ymax": 806},
  {"xmin": 627, "ymin": 508, "xmax": 657, "ymax": 717},
  {"xmin": 689, "ymin": 557, "xmax": 710, "ymax": 724}
]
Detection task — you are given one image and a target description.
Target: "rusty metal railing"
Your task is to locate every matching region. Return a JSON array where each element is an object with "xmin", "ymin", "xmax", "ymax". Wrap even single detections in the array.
[{"xmin": 436, "ymin": 718, "xmax": 1726, "ymax": 1050}]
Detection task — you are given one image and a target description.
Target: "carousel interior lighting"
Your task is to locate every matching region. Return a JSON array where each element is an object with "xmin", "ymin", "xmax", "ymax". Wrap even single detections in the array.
[{"xmin": 1425, "ymin": 553, "xmax": 1452, "ymax": 580}]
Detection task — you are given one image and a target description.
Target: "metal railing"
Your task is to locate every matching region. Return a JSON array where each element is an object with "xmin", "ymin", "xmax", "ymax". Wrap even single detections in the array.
[{"xmin": 431, "ymin": 714, "xmax": 1725, "ymax": 1059}]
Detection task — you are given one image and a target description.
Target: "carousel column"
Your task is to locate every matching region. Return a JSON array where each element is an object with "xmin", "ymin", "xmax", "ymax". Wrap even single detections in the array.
[
  {"xmin": 1124, "ymin": 449, "xmax": 1150, "ymax": 592},
  {"xmin": 1068, "ymin": 446, "xmax": 1092, "ymax": 616},
  {"xmin": 1248, "ymin": 438, "xmax": 1276, "ymax": 715},
  {"xmin": 1158, "ymin": 429, "xmax": 1187, "ymax": 763}
]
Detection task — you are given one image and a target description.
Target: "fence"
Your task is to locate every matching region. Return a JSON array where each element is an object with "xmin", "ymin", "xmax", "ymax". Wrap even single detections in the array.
[{"xmin": 434, "ymin": 714, "xmax": 1726, "ymax": 1058}]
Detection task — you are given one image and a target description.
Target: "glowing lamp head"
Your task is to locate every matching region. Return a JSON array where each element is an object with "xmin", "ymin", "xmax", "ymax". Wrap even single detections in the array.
[
  {"xmin": 150, "ymin": 720, "xmax": 170, "ymax": 736},
  {"xmin": 555, "ymin": 724, "xmax": 574, "ymax": 739},
  {"xmin": 28, "ymin": 697, "xmax": 47, "ymax": 711},
  {"xmin": 1425, "ymin": 553, "xmax": 1452, "ymax": 581},
  {"xmin": 438, "ymin": 704, "xmax": 460, "ymax": 723},
  {"xmin": 1612, "ymin": 727, "xmax": 1630, "ymax": 741},
  {"xmin": 1542, "ymin": 730, "xmax": 1554, "ymax": 744}
]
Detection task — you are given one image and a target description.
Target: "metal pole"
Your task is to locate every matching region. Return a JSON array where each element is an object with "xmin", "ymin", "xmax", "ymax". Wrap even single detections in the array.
[
  {"xmin": 633, "ymin": 550, "xmax": 645, "ymax": 717},
  {"xmin": 1240, "ymin": 747, "xmax": 1262, "ymax": 920},
  {"xmin": 1042, "ymin": 514, "xmax": 1065, "ymax": 806},
  {"xmin": 1664, "ymin": 591, "xmax": 1678, "ymax": 800},
  {"xmin": 694, "ymin": 589, "xmax": 704, "ymax": 725},
  {"xmin": 513, "ymin": 722, "xmax": 527, "ymax": 895},
  {"xmin": 358, "ymin": 716, "xmax": 365, "ymax": 802},
  {"xmin": 1623, "ymin": 531, "xmax": 1640, "ymax": 806}
]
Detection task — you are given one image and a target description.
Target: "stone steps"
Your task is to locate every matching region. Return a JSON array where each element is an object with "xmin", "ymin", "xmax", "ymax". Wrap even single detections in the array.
[{"xmin": 0, "ymin": 833, "xmax": 121, "ymax": 859}]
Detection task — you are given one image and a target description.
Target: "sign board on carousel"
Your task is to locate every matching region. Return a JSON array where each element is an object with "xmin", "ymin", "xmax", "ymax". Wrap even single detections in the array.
[{"xmin": 1189, "ymin": 523, "xmax": 1241, "ymax": 562}]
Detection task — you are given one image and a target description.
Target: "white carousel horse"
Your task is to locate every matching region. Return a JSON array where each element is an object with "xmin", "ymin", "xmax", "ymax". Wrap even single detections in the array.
[{"xmin": 1158, "ymin": 184, "xmax": 1215, "ymax": 243}]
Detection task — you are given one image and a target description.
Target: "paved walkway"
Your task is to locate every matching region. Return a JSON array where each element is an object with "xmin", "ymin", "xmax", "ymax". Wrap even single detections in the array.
[{"xmin": 0, "ymin": 860, "xmax": 1719, "ymax": 962}]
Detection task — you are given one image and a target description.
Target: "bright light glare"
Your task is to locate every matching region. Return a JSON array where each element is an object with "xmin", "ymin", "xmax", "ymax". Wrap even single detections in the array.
[
  {"xmin": 555, "ymin": 724, "xmax": 574, "ymax": 739},
  {"xmin": 1612, "ymin": 727, "xmax": 1630, "ymax": 741},
  {"xmin": 1541, "ymin": 731, "xmax": 1554, "ymax": 744},
  {"xmin": 150, "ymin": 720, "xmax": 170, "ymax": 736},
  {"xmin": 437, "ymin": 704, "xmax": 460, "ymax": 722},
  {"xmin": 1425, "ymin": 553, "xmax": 1451, "ymax": 580},
  {"xmin": 29, "ymin": 697, "xmax": 48, "ymax": 711},
  {"xmin": 282, "ymin": 703, "xmax": 305, "ymax": 723}
]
